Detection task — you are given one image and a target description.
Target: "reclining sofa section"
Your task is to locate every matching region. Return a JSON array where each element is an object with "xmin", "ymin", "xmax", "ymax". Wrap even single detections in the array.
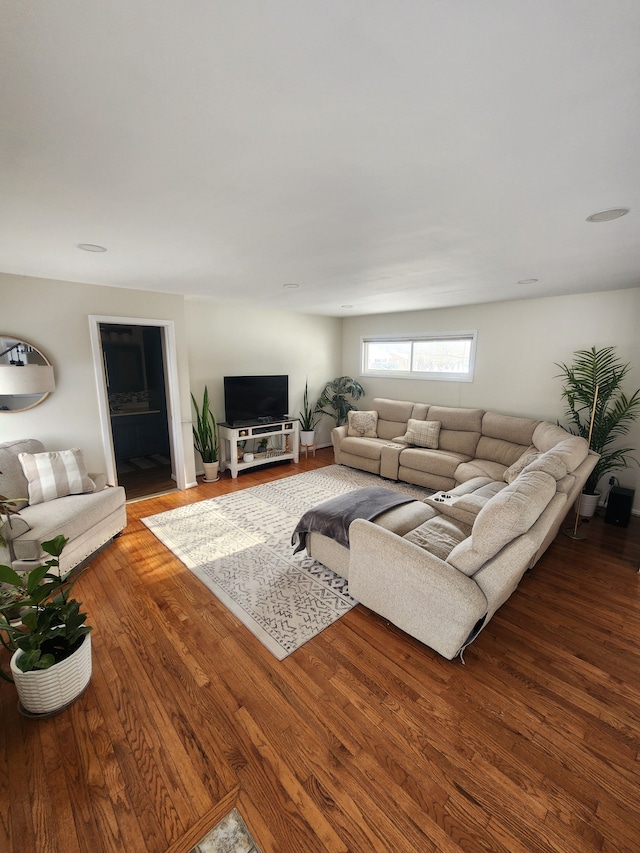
[{"xmin": 307, "ymin": 398, "xmax": 599, "ymax": 660}]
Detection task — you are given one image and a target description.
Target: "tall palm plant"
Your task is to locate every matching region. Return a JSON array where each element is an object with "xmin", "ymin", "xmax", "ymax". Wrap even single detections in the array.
[
  {"xmin": 556, "ymin": 346, "xmax": 640, "ymax": 494},
  {"xmin": 315, "ymin": 376, "xmax": 365, "ymax": 425}
]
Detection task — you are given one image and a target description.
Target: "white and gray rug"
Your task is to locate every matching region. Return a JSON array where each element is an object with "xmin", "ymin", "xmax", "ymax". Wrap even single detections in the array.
[{"xmin": 142, "ymin": 465, "xmax": 430, "ymax": 659}]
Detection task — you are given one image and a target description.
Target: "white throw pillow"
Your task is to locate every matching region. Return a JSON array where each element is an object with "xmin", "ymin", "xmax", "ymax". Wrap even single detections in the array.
[
  {"xmin": 18, "ymin": 448, "xmax": 95, "ymax": 505},
  {"xmin": 394, "ymin": 418, "xmax": 441, "ymax": 449},
  {"xmin": 347, "ymin": 410, "xmax": 379, "ymax": 437}
]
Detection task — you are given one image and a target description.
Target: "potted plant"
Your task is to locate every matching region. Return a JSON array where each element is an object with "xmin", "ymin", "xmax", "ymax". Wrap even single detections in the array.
[
  {"xmin": 298, "ymin": 378, "xmax": 319, "ymax": 446},
  {"xmin": 556, "ymin": 346, "xmax": 640, "ymax": 516},
  {"xmin": 315, "ymin": 376, "xmax": 365, "ymax": 426},
  {"xmin": 0, "ymin": 481, "xmax": 25, "ymax": 565},
  {"xmin": 191, "ymin": 385, "xmax": 219, "ymax": 482},
  {"xmin": 0, "ymin": 535, "xmax": 93, "ymax": 716}
]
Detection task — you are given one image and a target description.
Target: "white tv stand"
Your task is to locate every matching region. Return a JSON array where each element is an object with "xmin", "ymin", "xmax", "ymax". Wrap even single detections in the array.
[{"xmin": 218, "ymin": 419, "xmax": 299, "ymax": 479}]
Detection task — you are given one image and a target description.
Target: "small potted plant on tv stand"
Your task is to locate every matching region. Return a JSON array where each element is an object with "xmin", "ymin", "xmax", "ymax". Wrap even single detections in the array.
[{"xmin": 191, "ymin": 386, "xmax": 219, "ymax": 482}]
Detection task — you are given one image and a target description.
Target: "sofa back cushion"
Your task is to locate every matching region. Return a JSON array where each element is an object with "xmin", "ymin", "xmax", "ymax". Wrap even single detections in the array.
[
  {"xmin": 475, "ymin": 436, "xmax": 533, "ymax": 468},
  {"xmin": 372, "ymin": 398, "xmax": 429, "ymax": 441},
  {"xmin": 427, "ymin": 406, "xmax": 483, "ymax": 456},
  {"xmin": 482, "ymin": 412, "xmax": 540, "ymax": 445},
  {"xmin": 532, "ymin": 424, "xmax": 589, "ymax": 472},
  {"xmin": 0, "ymin": 439, "xmax": 45, "ymax": 510},
  {"xmin": 446, "ymin": 470, "xmax": 557, "ymax": 575}
]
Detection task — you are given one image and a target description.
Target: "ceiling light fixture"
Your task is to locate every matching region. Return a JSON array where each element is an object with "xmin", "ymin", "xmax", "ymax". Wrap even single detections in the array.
[
  {"xmin": 586, "ymin": 208, "xmax": 630, "ymax": 222},
  {"xmin": 77, "ymin": 243, "xmax": 107, "ymax": 252},
  {"xmin": 283, "ymin": 283, "xmax": 299, "ymax": 289},
  {"xmin": 517, "ymin": 279, "xmax": 538, "ymax": 285}
]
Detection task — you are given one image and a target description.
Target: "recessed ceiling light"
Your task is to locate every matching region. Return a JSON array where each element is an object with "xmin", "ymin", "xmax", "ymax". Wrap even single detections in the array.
[
  {"xmin": 517, "ymin": 279, "xmax": 538, "ymax": 285},
  {"xmin": 283, "ymin": 283, "xmax": 299, "ymax": 289},
  {"xmin": 77, "ymin": 243, "xmax": 107, "ymax": 252},
  {"xmin": 586, "ymin": 208, "xmax": 630, "ymax": 222}
]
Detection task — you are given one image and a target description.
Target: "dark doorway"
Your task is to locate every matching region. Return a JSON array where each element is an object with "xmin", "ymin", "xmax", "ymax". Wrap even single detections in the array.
[{"xmin": 100, "ymin": 323, "xmax": 176, "ymax": 499}]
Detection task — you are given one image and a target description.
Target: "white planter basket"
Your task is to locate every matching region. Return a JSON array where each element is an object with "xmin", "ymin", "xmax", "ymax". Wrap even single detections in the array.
[{"xmin": 10, "ymin": 633, "xmax": 92, "ymax": 716}]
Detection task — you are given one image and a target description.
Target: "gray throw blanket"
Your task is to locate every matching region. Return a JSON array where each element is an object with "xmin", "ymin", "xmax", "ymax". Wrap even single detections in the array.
[{"xmin": 291, "ymin": 486, "xmax": 416, "ymax": 554}]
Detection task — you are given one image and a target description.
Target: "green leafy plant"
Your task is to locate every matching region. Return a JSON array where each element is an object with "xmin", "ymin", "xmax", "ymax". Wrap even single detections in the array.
[
  {"xmin": 556, "ymin": 346, "xmax": 640, "ymax": 494},
  {"xmin": 0, "ymin": 476, "xmax": 24, "ymax": 547},
  {"xmin": 0, "ymin": 535, "xmax": 92, "ymax": 681},
  {"xmin": 298, "ymin": 378, "xmax": 319, "ymax": 432},
  {"xmin": 315, "ymin": 376, "xmax": 365, "ymax": 426},
  {"xmin": 191, "ymin": 385, "xmax": 218, "ymax": 463}
]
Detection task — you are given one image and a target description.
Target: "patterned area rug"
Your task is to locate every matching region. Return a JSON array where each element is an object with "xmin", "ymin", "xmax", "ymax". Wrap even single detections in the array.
[{"xmin": 142, "ymin": 465, "xmax": 430, "ymax": 659}]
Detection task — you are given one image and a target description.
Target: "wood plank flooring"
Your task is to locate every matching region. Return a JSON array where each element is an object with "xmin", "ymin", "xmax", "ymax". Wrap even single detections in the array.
[{"xmin": 2, "ymin": 448, "xmax": 639, "ymax": 852}]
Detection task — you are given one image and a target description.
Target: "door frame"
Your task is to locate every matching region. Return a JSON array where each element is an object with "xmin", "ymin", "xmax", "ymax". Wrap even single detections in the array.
[{"xmin": 88, "ymin": 315, "xmax": 187, "ymax": 490}]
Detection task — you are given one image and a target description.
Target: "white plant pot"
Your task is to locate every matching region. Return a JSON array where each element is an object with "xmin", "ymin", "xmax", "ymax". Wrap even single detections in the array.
[
  {"xmin": 300, "ymin": 430, "xmax": 315, "ymax": 446},
  {"xmin": 575, "ymin": 491, "xmax": 600, "ymax": 518},
  {"xmin": 11, "ymin": 632, "xmax": 92, "ymax": 716},
  {"xmin": 202, "ymin": 461, "xmax": 220, "ymax": 482}
]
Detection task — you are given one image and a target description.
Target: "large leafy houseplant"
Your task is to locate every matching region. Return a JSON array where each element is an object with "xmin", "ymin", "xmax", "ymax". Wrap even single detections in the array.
[
  {"xmin": 191, "ymin": 385, "xmax": 218, "ymax": 463},
  {"xmin": 315, "ymin": 376, "xmax": 365, "ymax": 426},
  {"xmin": 0, "ymin": 535, "xmax": 92, "ymax": 681},
  {"xmin": 556, "ymin": 346, "xmax": 640, "ymax": 495}
]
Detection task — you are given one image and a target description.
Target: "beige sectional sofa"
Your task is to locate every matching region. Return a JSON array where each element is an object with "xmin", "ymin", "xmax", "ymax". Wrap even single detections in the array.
[
  {"xmin": 304, "ymin": 398, "xmax": 599, "ymax": 659},
  {"xmin": 0, "ymin": 439, "xmax": 127, "ymax": 575}
]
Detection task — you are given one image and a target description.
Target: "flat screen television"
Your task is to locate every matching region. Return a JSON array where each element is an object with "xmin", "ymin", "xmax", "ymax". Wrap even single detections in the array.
[{"xmin": 223, "ymin": 375, "xmax": 289, "ymax": 426}]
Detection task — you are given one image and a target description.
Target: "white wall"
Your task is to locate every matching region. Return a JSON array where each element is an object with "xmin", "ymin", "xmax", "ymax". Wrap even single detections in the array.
[
  {"xmin": 185, "ymin": 298, "xmax": 343, "ymax": 448},
  {"xmin": 0, "ymin": 273, "xmax": 196, "ymax": 484},
  {"xmin": 342, "ymin": 287, "xmax": 640, "ymax": 508},
  {"xmin": 1, "ymin": 274, "xmax": 343, "ymax": 486}
]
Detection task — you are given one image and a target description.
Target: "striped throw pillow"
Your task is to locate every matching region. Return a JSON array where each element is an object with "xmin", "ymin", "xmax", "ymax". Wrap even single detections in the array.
[{"xmin": 18, "ymin": 449, "xmax": 96, "ymax": 505}]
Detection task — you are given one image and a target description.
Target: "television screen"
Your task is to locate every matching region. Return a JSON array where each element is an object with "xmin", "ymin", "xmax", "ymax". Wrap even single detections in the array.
[{"xmin": 224, "ymin": 375, "xmax": 289, "ymax": 426}]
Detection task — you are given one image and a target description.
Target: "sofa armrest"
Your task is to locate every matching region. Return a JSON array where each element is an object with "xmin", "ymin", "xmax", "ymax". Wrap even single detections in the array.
[
  {"xmin": 348, "ymin": 519, "xmax": 488, "ymax": 659},
  {"xmin": 89, "ymin": 472, "xmax": 108, "ymax": 491}
]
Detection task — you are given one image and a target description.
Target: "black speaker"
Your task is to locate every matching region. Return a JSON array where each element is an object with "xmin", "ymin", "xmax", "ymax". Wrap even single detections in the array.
[{"xmin": 605, "ymin": 487, "xmax": 634, "ymax": 527}]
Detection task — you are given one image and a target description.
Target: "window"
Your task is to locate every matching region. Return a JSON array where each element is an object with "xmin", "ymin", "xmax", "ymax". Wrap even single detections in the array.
[{"xmin": 362, "ymin": 332, "xmax": 477, "ymax": 382}]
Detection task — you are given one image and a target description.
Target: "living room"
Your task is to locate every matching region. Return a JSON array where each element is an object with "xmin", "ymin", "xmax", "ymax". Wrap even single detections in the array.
[{"xmin": 2, "ymin": 2, "xmax": 640, "ymax": 852}]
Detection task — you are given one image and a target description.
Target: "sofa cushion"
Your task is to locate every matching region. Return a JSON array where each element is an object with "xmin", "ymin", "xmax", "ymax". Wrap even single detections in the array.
[
  {"xmin": 503, "ymin": 449, "xmax": 540, "ymax": 483},
  {"xmin": 427, "ymin": 406, "xmax": 483, "ymax": 457},
  {"xmin": 533, "ymin": 436, "xmax": 588, "ymax": 474},
  {"xmin": 456, "ymin": 459, "xmax": 512, "ymax": 483},
  {"xmin": 0, "ymin": 439, "xmax": 44, "ymax": 510},
  {"xmin": 446, "ymin": 470, "xmax": 557, "ymax": 575},
  {"xmin": 475, "ymin": 436, "xmax": 533, "ymax": 468},
  {"xmin": 0, "ymin": 515, "xmax": 30, "ymax": 543},
  {"xmin": 373, "ymin": 398, "xmax": 430, "ymax": 441},
  {"xmin": 481, "ymin": 412, "xmax": 540, "ymax": 446},
  {"xmin": 347, "ymin": 410, "xmax": 378, "ymax": 438},
  {"xmin": 12, "ymin": 487, "xmax": 125, "ymax": 561},
  {"xmin": 339, "ymin": 436, "xmax": 385, "ymax": 460},
  {"xmin": 394, "ymin": 418, "xmax": 441, "ymax": 449},
  {"xmin": 532, "ymin": 424, "xmax": 589, "ymax": 472},
  {"xmin": 404, "ymin": 515, "xmax": 472, "ymax": 561},
  {"xmin": 18, "ymin": 448, "xmax": 96, "ymax": 505},
  {"xmin": 399, "ymin": 447, "xmax": 470, "ymax": 478},
  {"xmin": 522, "ymin": 449, "xmax": 567, "ymax": 481}
]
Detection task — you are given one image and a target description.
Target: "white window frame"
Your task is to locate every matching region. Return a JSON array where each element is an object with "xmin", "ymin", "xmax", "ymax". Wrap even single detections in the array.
[{"xmin": 361, "ymin": 331, "xmax": 477, "ymax": 382}]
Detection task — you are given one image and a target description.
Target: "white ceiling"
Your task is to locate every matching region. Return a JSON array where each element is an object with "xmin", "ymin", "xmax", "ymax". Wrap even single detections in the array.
[{"xmin": 1, "ymin": 1, "xmax": 639, "ymax": 316}]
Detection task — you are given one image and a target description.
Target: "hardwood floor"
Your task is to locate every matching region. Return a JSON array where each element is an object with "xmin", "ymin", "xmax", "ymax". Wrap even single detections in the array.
[{"xmin": 2, "ymin": 448, "xmax": 639, "ymax": 852}]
